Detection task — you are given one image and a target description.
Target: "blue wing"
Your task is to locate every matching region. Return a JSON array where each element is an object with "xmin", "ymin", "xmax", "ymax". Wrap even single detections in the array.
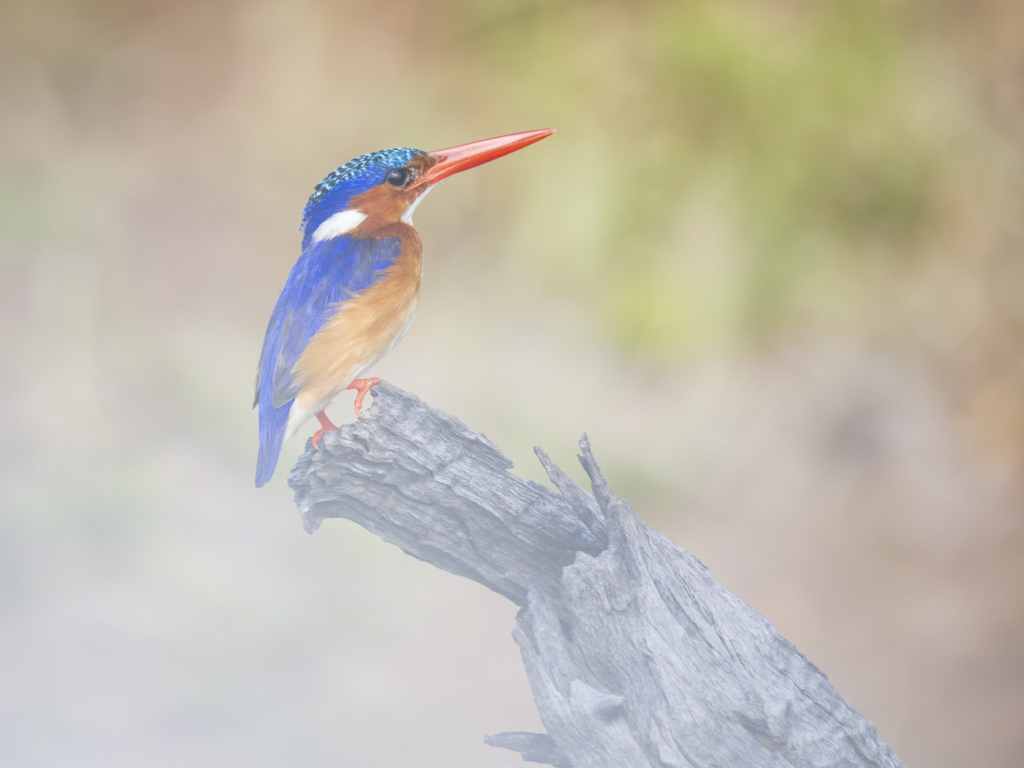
[{"xmin": 255, "ymin": 234, "xmax": 400, "ymax": 486}]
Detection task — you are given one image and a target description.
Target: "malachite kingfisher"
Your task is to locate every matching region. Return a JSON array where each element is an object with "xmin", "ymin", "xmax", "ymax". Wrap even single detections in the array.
[{"xmin": 254, "ymin": 129, "xmax": 554, "ymax": 487}]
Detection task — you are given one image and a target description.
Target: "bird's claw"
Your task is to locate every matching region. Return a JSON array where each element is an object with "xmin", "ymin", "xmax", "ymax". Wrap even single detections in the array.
[
  {"xmin": 312, "ymin": 410, "xmax": 339, "ymax": 450},
  {"xmin": 347, "ymin": 377, "xmax": 381, "ymax": 418},
  {"xmin": 310, "ymin": 380, "xmax": 379, "ymax": 451}
]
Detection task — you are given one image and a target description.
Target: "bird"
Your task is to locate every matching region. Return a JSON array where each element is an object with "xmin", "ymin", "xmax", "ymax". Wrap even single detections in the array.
[{"xmin": 254, "ymin": 129, "xmax": 554, "ymax": 487}]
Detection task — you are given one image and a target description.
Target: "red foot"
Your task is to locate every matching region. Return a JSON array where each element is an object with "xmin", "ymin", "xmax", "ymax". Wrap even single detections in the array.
[
  {"xmin": 346, "ymin": 377, "xmax": 381, "ymax": 418},
  {"xmin": 311, "ymin": 410, "xmax": 339, "ymax": 450}
]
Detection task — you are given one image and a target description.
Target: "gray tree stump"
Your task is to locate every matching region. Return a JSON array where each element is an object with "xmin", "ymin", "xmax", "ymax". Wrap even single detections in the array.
[{"xmin": 288, "ymin": 382, "xmax": 904, "ymax": 768}]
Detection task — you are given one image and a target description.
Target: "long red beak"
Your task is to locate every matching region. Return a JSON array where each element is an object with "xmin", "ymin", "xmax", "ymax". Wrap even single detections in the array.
[{"xmin": 412, "ymin": 129, "xmax": 555, "ymax": 190}]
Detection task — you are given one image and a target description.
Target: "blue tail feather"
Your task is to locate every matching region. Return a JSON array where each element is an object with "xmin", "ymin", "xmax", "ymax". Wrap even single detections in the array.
[
  {"xmin": 256, "ymin": 394, "xmax": 292, "ymax": 487},
  {"xmin": 255, "ymin": 317, "xmax": 294, "ymax": 487}
]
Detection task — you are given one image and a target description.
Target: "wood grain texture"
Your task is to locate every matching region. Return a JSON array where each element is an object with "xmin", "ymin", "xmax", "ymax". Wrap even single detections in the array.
[{"xmin": 288, "ymin": 382, "xmax": 904, "ymax": 768}]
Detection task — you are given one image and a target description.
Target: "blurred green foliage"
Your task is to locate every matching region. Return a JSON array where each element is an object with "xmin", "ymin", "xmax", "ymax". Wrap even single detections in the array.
[{"xmin": 455, "ymin": 0, "xmax": 942, "ymax": 358}]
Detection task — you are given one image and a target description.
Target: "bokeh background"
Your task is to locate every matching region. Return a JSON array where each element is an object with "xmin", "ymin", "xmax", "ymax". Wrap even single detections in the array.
[{"xmin": 2, "ymin": 0, "xmax": 1023, "ymax": 765}]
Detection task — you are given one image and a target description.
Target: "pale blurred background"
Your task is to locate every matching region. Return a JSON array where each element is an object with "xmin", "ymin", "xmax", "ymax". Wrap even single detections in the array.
[{"xmin": 2, "ymin": 0, "xmax": 1023, "ymax": 765}]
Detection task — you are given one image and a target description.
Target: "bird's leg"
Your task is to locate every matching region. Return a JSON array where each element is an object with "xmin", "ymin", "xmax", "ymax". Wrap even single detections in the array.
[
  {"xmin": 346, "ymin": 378, "xmax": 381, "ymax": 419},
  {"xmin": 311, "ymin": 410, "xmax": 339, "ymax": 450}
]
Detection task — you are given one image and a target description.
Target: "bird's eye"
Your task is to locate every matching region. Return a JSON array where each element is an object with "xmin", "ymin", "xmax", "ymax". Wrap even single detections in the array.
[{"xmin": 386, "ymin": 168, "xmax": 410, "ymax": 187}]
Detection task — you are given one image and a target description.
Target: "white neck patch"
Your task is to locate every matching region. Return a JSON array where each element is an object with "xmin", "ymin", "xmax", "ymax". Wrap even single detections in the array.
[
  {"xmin": 311, "ymin": 209, "xmax": 367, "ymax": 242},
  {"xmin": 401, "ymin": 187, "xmax": 433, "ymax": 225}
]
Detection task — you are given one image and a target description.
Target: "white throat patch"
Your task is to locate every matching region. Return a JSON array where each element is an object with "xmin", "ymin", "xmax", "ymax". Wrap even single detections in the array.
[
  {"xmin": 400, "ymin": 187, "xmax": 433, "ymax": 225},
  {"xmin": 311, "ymin": 209, "xmax": 367, "ymax": 242}
]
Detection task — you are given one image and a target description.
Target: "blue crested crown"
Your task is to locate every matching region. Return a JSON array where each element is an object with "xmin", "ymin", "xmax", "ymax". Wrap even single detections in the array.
[{"xmin": 301, "ymin": 147, "xmax": 426, "ymax": 247}]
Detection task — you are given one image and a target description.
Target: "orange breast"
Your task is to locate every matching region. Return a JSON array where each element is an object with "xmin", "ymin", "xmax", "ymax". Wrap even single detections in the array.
[{"xmin": 291, "ymin": 224, "xmax": 422, "ymax": 415}]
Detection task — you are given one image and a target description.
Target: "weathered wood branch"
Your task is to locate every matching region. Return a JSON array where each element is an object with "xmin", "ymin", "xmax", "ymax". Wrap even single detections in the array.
[{"xmin": 288, "ymin": 382, "xmax": 904, "ymax": 768}]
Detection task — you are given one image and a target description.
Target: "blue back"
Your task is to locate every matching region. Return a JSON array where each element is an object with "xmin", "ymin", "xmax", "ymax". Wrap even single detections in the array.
[{"xmin": 255, "ymin": 234, "xmax": 401, "ymax": 486}]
